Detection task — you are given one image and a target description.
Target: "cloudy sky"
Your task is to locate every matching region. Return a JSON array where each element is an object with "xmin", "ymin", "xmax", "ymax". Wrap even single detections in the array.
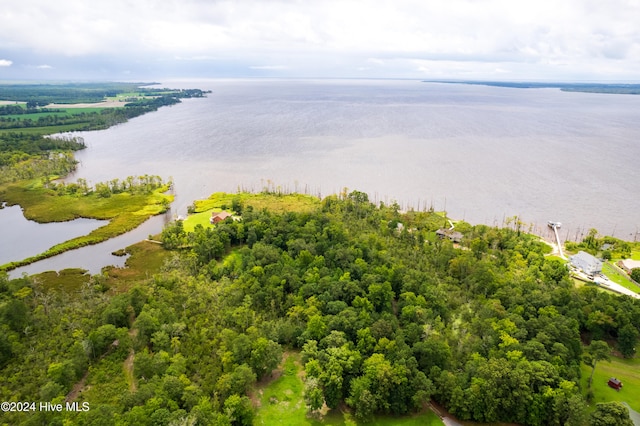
[{"xmin": 1, "ymin": 0, "xmax": 639, "ymax": 81}]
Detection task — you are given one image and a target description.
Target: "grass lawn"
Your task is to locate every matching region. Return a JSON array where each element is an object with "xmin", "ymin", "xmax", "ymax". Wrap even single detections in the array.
[
  {"xmin": 580, "ymin": 355, "xmax": 640, "ymax": 413},
  {"xmin": 546, "ymin": 255, "xmax": 565, "ymax": 262},
  {"xmin": 254, "ymin": 353, "xmax": 444, "ymax": 426},
  {"xmin": 602, "ymin": 262, "xmax": 640, "ymax": 294},
  {"xmin": 182, "ymin": 209, "xmax": 227, "ymax": 233}
]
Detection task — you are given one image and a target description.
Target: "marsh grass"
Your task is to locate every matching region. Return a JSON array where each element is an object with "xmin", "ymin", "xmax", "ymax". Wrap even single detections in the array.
[{"xmin": 0, "ymin": 180, "xmax": 172, "ymax": 271}]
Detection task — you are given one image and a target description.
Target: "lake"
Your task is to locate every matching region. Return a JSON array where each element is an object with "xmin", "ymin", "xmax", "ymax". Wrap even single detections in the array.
[{"xmin": 8, "ymin": 79, "xmax": 640, "ymax": 276}]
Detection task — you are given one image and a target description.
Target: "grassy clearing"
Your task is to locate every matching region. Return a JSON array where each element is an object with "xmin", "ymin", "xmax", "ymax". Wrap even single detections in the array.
[
  {"xmin": 580, "ymin": 356, "xmax": 640, "ymax": 413},
  {"xmin": 254, "ymin": 353, "xmax": 444, "ymax": 426},
  {"xmin": 546, "ymin": 255, "xmax": 565, "ymax": 262},
  {"xmin": 0, "ymin": 180, "xmax": 172, "ymax": 271},
  {"xmin": 194, "ymin": 191, "xmax": 321, "ymax": 214},
  {"xmin": 183, "ymin": 192, "xmax": 322, "ymax": 233},
  {"xmin": 182, "ymin": 209, "xmax": 230, "ymax": 233}
]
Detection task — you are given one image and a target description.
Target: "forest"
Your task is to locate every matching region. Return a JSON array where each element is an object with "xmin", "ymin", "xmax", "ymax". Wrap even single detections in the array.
[{"xmin": 1, "ymin": 190, "xmax": 639, "ymax": 425}]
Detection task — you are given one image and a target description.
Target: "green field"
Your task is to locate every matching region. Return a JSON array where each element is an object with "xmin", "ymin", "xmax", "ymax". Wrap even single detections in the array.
[
  {"xmin": 254, "ymin": 353, "xmax": 444, "ymax": 426},
  {"xmin": 580, "ymin": 356, "xmax": 640, "ymax": 413}
]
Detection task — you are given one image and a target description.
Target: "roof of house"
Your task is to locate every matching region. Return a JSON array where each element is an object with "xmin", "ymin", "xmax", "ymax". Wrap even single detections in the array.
[
  {"xmin": 436, "ymin": 229, "xmax": 463, "ymax": 242},
  {"xmin": 570, "ymin": 251, "xmax": 601, "ymax": 265},
  {"xmin": 620, "ymin": 259, "xmax": 640, "ymax": 270},
  {"xmin": 211, "ymin": 211, "xmax": 232, "ymax": 220}
]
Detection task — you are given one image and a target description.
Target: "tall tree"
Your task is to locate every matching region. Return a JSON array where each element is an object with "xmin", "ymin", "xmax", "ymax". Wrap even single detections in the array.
[{"xmin": 583, "ymin": 340, "xmax": 611, "ymax": 388}]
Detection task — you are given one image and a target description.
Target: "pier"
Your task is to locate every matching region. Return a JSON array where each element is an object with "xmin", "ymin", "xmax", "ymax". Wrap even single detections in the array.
[{"xmin": 548, "ymin": 221, "xmax": 565, "ymax": 259}]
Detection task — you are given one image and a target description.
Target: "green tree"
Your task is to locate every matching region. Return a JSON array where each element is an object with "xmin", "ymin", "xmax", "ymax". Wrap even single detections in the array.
[
  {"xmin": 618, "ymin": 324, "xmax": 638, "ymax": 358},
  {"xmin": 304, "ymin": 377, "xmax": 324, "ymax": 412},
  {"xmin": 630, "ymin": 268, "xmax": 640, "ymax": 283},
  {"xmin": 224, "ymin": 394, "xmax": 254, "ymax": 426},
  {"xmin": 583, "ymin": 340, "xmax": 611, "ymax": 388},
  {"xmin": 590, "ymin": 401, "xmax": 634, "ymax": 426},
  {"xmin": 249, "ymin": 337, "xmax": 282, "ymax": 380}
]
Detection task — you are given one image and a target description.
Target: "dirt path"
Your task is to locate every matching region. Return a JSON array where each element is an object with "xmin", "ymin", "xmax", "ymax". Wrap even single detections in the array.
[
  {"xmin": 65, "ymin": 370, "xmax": 90, "ymax": 403},
  {"xmin": 123, "ymin": 328, "xmax": 138, "ymax": 392},
  {"xmin": 123, "ymin": 349, "xmax": 137, "ymax": 392}
]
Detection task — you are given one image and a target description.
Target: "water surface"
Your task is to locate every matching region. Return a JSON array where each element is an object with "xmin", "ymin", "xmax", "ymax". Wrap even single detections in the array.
[{"xmin": 0, "ymin": 203, "xmax": 107, "ymax": 266}]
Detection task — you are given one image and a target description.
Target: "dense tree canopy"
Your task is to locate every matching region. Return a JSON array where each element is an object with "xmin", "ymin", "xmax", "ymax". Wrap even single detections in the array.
[{"xmin": 1, "ymin": 191, "xmax": 639, "ymax": 425}]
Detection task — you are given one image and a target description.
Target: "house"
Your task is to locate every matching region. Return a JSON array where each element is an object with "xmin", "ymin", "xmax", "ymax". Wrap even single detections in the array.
[
  {"xmin": 608, "ymin": 377, "xmax": 622, "ymax": 391},
  {"xmin": 436, "ymin": 229, "xmax": 463, "ymax": 243},
  {"xmin": 210, "ymin": 211, "xmax": 232, "ymax": 224},
  {"xmin": 569, "ymin": 251, "xmax": 602, "ymax": 276},
  {"xmin": 618, "ymin": 259, "xmax": 640, "ymax": 274}
]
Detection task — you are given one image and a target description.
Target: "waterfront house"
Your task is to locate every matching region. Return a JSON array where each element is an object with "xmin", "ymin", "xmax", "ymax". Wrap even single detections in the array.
[
  {"xmin": 210, "ymin": 211, "xmax": 232, "ymax": 224},
  {"xmin": 569, "ymin": 251, "xmax": 602, "ymax": 276},
  {"xmin": 436, "ymin": 229, "xmax": 463, "ymax": 243}
]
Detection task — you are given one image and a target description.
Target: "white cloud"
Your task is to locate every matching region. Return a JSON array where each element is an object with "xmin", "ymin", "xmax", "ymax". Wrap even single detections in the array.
[
  {"xmin": 249, "ymin": 65, "xmax": 288, "ymax": 70},
  {"xmin": 0, "ymin": 0, "xmax": 639, "ymax": 79},
  {"xmin": 36, "ymin": 64, "xmax": 52, "ymax": 69},
  {"xmin": 0, "ymin": 59, "xmax": 13, "ymax": 67}
]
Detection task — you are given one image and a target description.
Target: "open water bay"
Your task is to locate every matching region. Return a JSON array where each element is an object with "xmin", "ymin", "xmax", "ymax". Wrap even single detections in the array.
[{"xmin": 9, "ymin": 79, "xmax": 640, "ymax": 275}]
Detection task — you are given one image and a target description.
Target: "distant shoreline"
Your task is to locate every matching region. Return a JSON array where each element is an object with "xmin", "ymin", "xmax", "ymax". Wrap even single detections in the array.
[{"xmin": 424, "ymin": 80, "xmax": 640, "ymax": 95}]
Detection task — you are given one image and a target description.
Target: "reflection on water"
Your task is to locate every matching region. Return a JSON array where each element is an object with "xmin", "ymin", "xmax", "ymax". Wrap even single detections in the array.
[{"xmin": 0, "ymin": 203, "xmax": 107, "ymax": 266}]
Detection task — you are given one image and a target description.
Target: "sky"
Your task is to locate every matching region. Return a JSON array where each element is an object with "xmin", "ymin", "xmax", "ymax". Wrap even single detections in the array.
[{"xmin": 1, "ymin": 0, "xmax": 639, "ymax": 81}]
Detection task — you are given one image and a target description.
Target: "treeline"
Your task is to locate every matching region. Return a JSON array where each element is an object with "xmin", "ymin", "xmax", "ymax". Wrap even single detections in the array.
[
  {"xmin": 45, "ymin": 175, "xmax": 169, "ymax": 198},
  {"xmin": 0, "ymin": 82, "xmax": 159, "ymax": 104},
  {"xmin": 2, "ymin": 192, "xmax": 638, "ymax": 425},
  {"xmin": 0, "ymin": 134, "xmax": 85, "ymax": 160},
  {"xmin": 0, "ymin": 105, "xmax": 65, "ymax": 115},
  {"xmin": 0, "ymin": 134, "xmax": 85, "ymax": 184}
]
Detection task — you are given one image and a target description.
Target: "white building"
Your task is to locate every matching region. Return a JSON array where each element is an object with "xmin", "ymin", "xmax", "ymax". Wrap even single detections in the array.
[
  {"xmin": 569, "ymin": 251, "xmax": 602, "ymax": 276},
  {"xmin": 618, "ymin": 259, "xmax": 640, "ymax": 274}
]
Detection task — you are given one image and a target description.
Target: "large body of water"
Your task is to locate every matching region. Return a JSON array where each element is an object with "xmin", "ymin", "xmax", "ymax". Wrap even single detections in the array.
[{"xmin": 6, "ymin": 79, "xmax": 640, "ymax": 276}]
